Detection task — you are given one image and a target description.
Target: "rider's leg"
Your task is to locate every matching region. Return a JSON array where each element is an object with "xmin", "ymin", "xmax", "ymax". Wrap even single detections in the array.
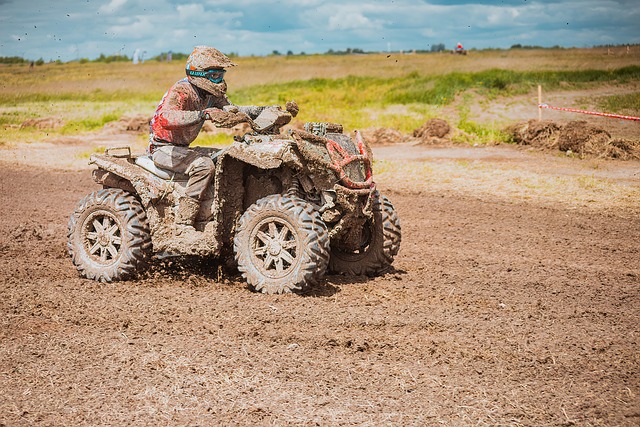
[
  {"xmin": 152, "ymin": 146, "xmax": 215, "ymax": 227},
  {"xmin": 184, "ymin": 155, "xmax": 215, "ymax": 201}
]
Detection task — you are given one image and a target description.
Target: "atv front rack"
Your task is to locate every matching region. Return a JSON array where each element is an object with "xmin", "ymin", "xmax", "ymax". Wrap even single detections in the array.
[
  {"xmin": 103, "ymin": 146, "xmax": 133, "ymax": 158},
  {"xmin": 291, "ymin": 129, "xmax": 373, "ymax": 190}
]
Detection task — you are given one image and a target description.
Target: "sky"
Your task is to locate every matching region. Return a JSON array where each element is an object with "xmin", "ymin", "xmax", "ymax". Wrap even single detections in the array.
[{"xmin": 1, "ymin": 0, "xmax": 639, "ymax": 62}]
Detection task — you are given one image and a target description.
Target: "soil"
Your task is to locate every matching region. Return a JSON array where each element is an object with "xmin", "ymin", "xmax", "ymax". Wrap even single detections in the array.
[{"xmin": 1, "ymin": 129, "xmax": 639, "ymax": 426}]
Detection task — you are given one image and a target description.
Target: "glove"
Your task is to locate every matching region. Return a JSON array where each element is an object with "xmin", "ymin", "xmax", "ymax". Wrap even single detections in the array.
[{"xmin": 285, "ymin": 100, "xmax": 299, "ymax": 117}]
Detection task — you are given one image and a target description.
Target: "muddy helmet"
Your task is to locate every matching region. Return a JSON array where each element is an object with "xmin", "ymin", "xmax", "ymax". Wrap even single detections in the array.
[{"xmin": 185, "ymin": 45, "xmax": 236, "ymax": 95}]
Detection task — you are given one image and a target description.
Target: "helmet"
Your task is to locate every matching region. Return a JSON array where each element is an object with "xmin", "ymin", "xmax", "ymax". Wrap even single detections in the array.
[{"xmin": 185, "ymin": 46, "xmax": 236, "ymax": 95}]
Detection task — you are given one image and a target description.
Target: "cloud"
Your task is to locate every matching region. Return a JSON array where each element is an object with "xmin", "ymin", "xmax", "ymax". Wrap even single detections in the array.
[
  {"xmin": 108, "ymin": 15, "xmax": 155, "ymax": 40},
  {"xmin": 0, "ymin": 0, "xmax": 638, "ymax": 61},
  {"xmin": 328, "ymin": 11, "xmax": 384, "ymax": 31},
  {"xmin": 99, "ymin": 0, "xmax": 128, "ymax": 15},
  {"xmin": 176, "ymin": 3, "xmax": 205, "ymax": 21},
  {"xmin": 486, "ymin": 7, "xmax": 521, "ymax": 25}
]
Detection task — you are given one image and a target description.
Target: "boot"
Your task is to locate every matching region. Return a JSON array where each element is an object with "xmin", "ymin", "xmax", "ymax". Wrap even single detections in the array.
[
  {"xmin": 175, "ymin": 196, "xmax": 200, "ymax": 227},
  {"xmin": 173, "ymin": 197, "xmax": 210, "ymax": 255}
]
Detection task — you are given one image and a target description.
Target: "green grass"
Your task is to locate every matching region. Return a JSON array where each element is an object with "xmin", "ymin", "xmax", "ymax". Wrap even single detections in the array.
[
  {"xmin": 384, "ymin": 66, "xmax": 640, "ymax": 105},
  {"xmin": 594, "ymin": 92, "xmax": 640, "ymax": 114},
  {"xmin": 58, "ymin": 113, "xmax": 121, "ymax": 134},
  {"xmin": 455, "ymin": 119, "xmax": 512, "ymax": 145},
  {"xmin": 192, "ymin": 132, "xmax": 236, "ymax": 147},
  {"xmin": 0, "ymin": 110, "xmax": 37, "ymax": 126},
  {"xmin": 452, "ymin": 96, "xmax": 513, "ymax": 145},
  {"xmin": 76, "ymin": 146, "xmax": 107, "ymax": 159},
  {"xmin": 228, "ymin": 65, "xmax": 640, "ymax": 133}
]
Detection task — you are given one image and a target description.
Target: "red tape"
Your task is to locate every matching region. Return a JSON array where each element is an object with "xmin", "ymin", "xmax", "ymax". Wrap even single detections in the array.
[{"xmin": 539, "ymin": 104, "xmax": 640, "ymax": 122}]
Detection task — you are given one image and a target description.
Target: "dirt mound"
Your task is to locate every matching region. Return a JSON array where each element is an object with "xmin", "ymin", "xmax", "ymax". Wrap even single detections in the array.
[
  {"xmin": 557, "ymin": 120, "xmax": 610, "ymax": 151},
  {"xmin": 413, "ymin": 118, "xmax": 451, "ymax": 139},
  {"xmin": 360, "ymin": 127, "xmax": 405, "ymax": 145},
  {"xmin": 506, "ymin": 119, "xmax": 640, "ymax": 160},
  {"xmin": 411, "ymin": 118, "xmax": 452, "ymax": 145},
  {"xmin": 102, "ymin": 115, "xmax": 149, "ymax": 134},
  {"xmin": 20, "ymin": 117, "xmax": 64, "ymax": 130},
  {"xmin": 358, "ymin": 119, "xmax": 453, "ymax": 147},
  {"xmin": 506, "ymin": 119, "xmax": 561, "ymax": 149},
  {"xmin": 556, "ymin": 120, "xmax": 640, "ymax": 159}
]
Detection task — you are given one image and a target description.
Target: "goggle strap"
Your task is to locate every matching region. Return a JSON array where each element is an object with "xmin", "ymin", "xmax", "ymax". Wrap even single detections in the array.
[{"xmin": 186, "ymin": 70, "xmax": 206, "ymax": 77}]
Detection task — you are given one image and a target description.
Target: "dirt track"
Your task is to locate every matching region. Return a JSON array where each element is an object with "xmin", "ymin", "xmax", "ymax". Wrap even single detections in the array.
[{"xmin": 1, "ymin": 143, "xmax": 639, "ymax": 426}]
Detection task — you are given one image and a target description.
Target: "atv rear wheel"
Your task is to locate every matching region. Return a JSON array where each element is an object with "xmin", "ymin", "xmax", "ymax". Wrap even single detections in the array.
[
  {"xmin": 329, "ymin": 192, "xmax": 401, "ymax": 276},
  {"xmin": 68, "ymin": 188, "xmax": 152, "ymax": 282},
  {"xmin": 234, "ymin": 195, "xmax": 330, "ymax": 294}
]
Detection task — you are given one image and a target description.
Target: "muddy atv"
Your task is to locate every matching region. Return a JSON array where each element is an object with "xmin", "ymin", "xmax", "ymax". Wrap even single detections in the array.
[{"xmin": 68, "ymin": 106, "xmax": 401, "ymax": 294}]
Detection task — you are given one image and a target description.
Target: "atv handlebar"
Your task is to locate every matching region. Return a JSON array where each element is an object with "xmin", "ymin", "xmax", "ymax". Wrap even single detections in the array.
[
  {"xmin": 203, "ymin": 108, "xmax": 257, "ymax": 130},
  {"xmin": 204, "ymin": 105, "xmax": 294, "ymax": 135}
]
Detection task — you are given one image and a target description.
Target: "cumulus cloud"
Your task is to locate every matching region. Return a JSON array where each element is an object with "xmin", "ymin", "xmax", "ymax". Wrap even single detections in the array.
[
  {"xmin": 328, "ymin": 12, "xmax": 384, "ymax": 31},
  {"xmin": 177, "ymin": 4, "xmax": 205, "ymax": 21},
  {"xmin": 108, "ymin": 15, "xmax": 155, "ymax": 40},
  {"xmin": 98, "ymin": 0, "xmax": 128, "ymax": 15}
]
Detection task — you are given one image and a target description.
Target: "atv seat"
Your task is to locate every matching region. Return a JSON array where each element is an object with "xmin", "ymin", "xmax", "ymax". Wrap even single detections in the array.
[{"xmin": 134, "ymin": 155, "xmax": 188, "ymax": 181}]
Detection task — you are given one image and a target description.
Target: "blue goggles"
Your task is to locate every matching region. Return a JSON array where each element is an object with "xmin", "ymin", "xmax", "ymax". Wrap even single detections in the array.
[{"xmin": 186, "ymin": 68, "xmax": 226, "ymax": 84}]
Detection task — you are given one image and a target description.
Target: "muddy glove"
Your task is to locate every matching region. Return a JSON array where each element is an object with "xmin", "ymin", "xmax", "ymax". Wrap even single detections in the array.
[
  {"xmin": 203, "ymin": 108, "xmax": 257, "ymax": 129},
  {"xmin": 285, "ymin": 101, "xmax": 299, "ymax": 117}
]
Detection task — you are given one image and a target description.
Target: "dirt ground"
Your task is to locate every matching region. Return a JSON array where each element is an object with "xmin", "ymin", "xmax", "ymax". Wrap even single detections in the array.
[{"xmin": 1, "ymin": 128, "xmax": 639, "ymax": 426}]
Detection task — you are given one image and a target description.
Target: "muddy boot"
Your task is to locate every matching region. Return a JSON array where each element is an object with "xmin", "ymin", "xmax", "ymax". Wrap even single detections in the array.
[
  {"xmin": 174, "ymin": 197, "xmax": 210, "ymax": 255},
  {"xmin": 176, "ymin": 196, "xmax": 200, "ymax": 227}
]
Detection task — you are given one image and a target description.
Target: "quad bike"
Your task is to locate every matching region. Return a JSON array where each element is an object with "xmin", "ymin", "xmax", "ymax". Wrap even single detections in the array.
[{"xmin": 67, "ymin": 106, "xmax": 401, "ymax": 294}]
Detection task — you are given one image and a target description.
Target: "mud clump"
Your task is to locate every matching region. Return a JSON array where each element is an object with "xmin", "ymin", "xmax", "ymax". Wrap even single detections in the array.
[{"xmin": 506, "ymin": 119, "xmax": 640, "ymax": 160}]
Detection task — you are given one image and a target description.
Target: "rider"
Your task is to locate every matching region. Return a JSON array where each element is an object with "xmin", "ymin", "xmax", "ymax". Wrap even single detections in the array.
[{"xmin": 149, "ymin": 45, "xmax": 293, "ymax": 234}]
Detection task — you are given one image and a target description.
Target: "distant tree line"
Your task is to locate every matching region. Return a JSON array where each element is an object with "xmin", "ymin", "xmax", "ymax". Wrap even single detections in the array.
[
  {"xmin": 510, "ymin": 43, "xmax": 639, "ymax": 50},
  {"xmin": 510, "ymin": 44, "xmax": 562, "ymax": 49},
  {"xmin": 79, "ymin": 53, "xmax": 131, "ymax": 63},
  {"xmin": 0, "ymin": 56, "xmax": 46, "ymax": 65},
  {"xmin": 592, "ymin": 43, "xmax": 639, "ymax": 48},
  {"xmin": 3, "ymin": 43, "xmax": 637, "ymax": 65}
]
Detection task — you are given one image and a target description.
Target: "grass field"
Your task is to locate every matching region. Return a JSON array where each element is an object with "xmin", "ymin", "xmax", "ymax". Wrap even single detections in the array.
[{"xmin": 1, "ymin": 47, "xmax": 639, "ymax": 146}]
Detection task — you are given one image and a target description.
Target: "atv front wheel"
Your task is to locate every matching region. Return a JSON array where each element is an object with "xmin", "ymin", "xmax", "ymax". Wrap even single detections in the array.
[
  {"xmin": 68, "ymin": 188, "xmax": 152, "ymax": 282},
  {"xmin": 329, "ymin": 192, "xmax": 401, "ymax": 276},
  {"xmin": 234, "ymin": 195, "xmax": 330, "ymax": 294}
]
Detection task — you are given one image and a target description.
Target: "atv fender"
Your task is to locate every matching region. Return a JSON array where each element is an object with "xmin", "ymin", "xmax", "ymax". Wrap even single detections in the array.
[
  {"xmin": 224, "ymin": 138, "xmax": 292, "ymax": 170},
  {"xmin": 90, "ymin": 153, "xmax": 179, "ymax": 205}
]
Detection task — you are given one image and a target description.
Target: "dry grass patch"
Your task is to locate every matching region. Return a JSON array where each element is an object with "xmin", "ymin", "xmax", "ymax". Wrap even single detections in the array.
[{"xmin": 374, "ymin": 158, "xmax": 640, "ymax": 213}]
